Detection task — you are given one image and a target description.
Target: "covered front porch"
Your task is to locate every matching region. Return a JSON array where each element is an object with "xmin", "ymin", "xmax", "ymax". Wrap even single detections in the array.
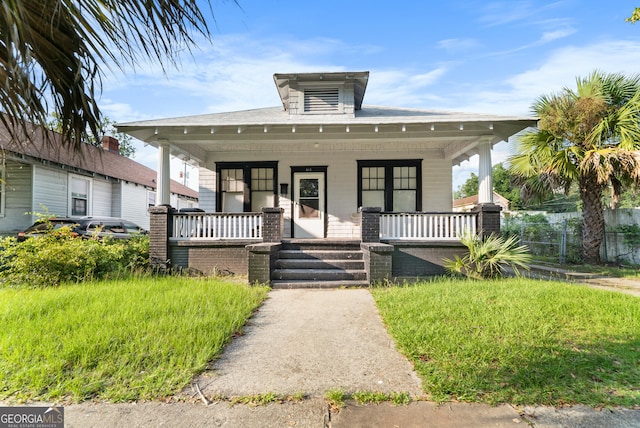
[
  {"xmin": 119, "ymin": 70, "xmax": 536, "ymax": 283},
  {"xmin": 149, "ymin": 204, "xmax": 500, "ymax": 285}
]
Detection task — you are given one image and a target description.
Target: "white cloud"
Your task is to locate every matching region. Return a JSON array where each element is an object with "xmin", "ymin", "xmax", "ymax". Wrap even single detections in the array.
[
  {"xmin": 437, "ymin": 38, "xmax": 480, "ymax": 52},
  {"xmin": 452, "ymin": 39, "xmax": 640, "ymax": 188},
  {"xmin": 479, "ymin": 1, "xmax": 569, "ymax": 28},
  {"xmin": 365, "ymin": 67, "xmax": 448, "ymax": 107},
  {"xmin": 540, "ymin": 27, "xmax": 576, "ymax": 43},
  {"xmin": 447, "ymin": 39, "xmax": 640, "ymax": 116},
  {"xmin": 479, "ymin": 1, "xmax": 537, "ymax": 27}
]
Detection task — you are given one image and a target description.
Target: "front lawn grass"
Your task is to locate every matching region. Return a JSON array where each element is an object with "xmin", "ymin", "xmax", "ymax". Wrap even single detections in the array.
[
  {"xmin": 0, "ymin": 277, "xmax": 268, "ymax": 403},
  {"xmin": 373, "ymin": 277, "xmax": 640, "ymax": 407}
]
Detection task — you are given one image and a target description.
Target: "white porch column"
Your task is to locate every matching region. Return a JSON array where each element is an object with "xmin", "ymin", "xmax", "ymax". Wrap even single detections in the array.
[
  {"xmin": 157, "ymin": 139, "xmax": 171, "ymax": 206},
  {"xmin": 478, "ymin": 136, "xmax": 494, "ymax": 204}
]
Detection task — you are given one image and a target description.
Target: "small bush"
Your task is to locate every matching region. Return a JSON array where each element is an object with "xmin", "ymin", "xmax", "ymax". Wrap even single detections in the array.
[
  {"xmin": 444, "ymin": 233, "xmax": 531, "ymax": 279},
  {"xmin": 0, "ymin": 228, "xmax": 149, "ymax": 288}
]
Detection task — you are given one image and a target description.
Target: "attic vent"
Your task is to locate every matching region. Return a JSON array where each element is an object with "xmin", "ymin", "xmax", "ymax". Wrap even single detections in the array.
[{"xmin": 304, "ymin": 88, "xmax": 340, "ymax": 113}]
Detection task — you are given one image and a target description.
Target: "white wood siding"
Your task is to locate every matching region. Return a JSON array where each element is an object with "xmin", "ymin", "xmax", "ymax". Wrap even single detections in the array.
[
  {"xmin": 424, "ymin": 158, "xmax": 453, "ymax": 211},
  {"xmin": 121, "ymin": 182, "xmax": 150, "ymax": 230},
  {"xmin": 0, "ymin": 161, "xmax": 33, "ymax": 233},
  {"xmin": 203, "ymin": 143, "xmax": 451, "ymax": 239},
  {"xmin": 198, "ymin": 167, "xmax": 216, "ymax": 212},
  {"xmin": 92, "ymin": 179, "xmax": 113, "ymax": 217},
  {"xmin": 32, "ymin": 165, "xmax": 68, "ymax": 218},
  {"xmin": 112, "ymin": 182, "xmax": 123, "ymax": 217}
]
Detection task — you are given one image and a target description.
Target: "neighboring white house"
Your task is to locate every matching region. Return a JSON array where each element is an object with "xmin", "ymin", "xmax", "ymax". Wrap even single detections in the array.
[
  {"xmin": 453, "ymin": 191, "xmax": 511, "ymax": 214},
  {"xmin": 119, "ymin": 71, "xmax": 536, "ymax": 240},
  {"xmin": 0, "ymin": 125, "xmax": 198, "ymax": 235}
]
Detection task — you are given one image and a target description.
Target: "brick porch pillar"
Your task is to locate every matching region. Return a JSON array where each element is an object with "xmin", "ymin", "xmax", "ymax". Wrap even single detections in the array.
[
  {"xmin": 360, "ymin": 207, "xmax": 381, "ymax": 243},
  {"xmin": 246, "ymin": 207, "xmax": 283, "ymax": 284},
  {"xmin": 261, "ymin": 207, "xmax": 284, "ymax": 242},
  {"xmin": 149, "ymin": 204, "xmax": 173, "ymax": 269},
  {"xmin": 473, "ymin": 203, "xmax": 502, "ymax": 239}
]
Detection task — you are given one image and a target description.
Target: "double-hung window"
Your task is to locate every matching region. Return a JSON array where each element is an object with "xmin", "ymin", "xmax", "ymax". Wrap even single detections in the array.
[
  {"xmin": 70, "ymin": 176, "xmax": 90, "ymax": 216},
  {"xmin": 357, "ymin": 160, "xmax": 422, "ymax": 212},
  {"xmin": 217, "ymin": 162, "xmax": 277, "ymax": 212}
]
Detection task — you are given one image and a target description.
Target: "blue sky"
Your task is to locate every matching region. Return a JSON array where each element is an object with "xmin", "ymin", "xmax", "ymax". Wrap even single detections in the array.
[{"xmin": 103, "ymin": 0, "xmax": 640, "ymax": 191}]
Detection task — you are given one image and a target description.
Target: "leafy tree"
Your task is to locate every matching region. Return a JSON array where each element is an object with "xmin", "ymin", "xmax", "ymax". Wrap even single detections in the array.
[
  {"xmin": 454, "ymin": 172, "xmax": 479, "ymax": 200},
  {"xmin": 454, "ymin": 164, "xmax": 525, "ymax": 209},
  {"xmin": 627, "ymin": 8, "xmax": 640, "ymax": 23},
  {"xmin": 509, "ymin": 71, "xmax": 640, "ymax": 263},
  {"xmin": 0, "ymin": 1, "xmax": 218, "ymax": 150},
  {"xmin": 48, "ymin": 114, "xmax": 136, "ymax": 158}
]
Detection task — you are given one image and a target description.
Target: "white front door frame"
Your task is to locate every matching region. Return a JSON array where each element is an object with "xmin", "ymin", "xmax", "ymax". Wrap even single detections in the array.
[{"xmin": 291, "ymin": 166, "xmax": 327, "ymax": 238}]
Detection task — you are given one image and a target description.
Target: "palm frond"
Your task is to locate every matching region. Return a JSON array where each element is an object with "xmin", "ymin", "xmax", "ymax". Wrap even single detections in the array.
[
  {"xmin": 0, "ymin": 0, "xmax": 216, "ymax": 150},
  {"xmin": 443, "ymin": 232, "xmax": 531, "ymax": 279}
]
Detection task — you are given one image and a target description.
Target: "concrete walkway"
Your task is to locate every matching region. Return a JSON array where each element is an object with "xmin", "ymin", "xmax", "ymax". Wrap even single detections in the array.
[
  {"xmin": 189, "ymin": 289, "xmax": 422, "ymax": 398},
  {"xmin": 527, "ymin": 264, "xmax": 640, "ymax": 297},
  {"xmin": 54, "ymin": 288, "xmax": 640, "ymax": 426}
]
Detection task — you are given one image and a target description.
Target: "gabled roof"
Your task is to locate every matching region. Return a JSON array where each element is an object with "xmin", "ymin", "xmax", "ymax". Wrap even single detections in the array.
[{"xmin": 0, "ymin": 124, "xmax": 198, "ymax": 199}]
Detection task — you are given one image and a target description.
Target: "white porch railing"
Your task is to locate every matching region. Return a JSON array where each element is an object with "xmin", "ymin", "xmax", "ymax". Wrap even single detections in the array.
[
  {"xmin": 172, "ymin": 213, "xmax": 262, "ymax": 240},
  {"xmin": 380, "ymin": 212, "xmax": 477, "ymax": 240}
]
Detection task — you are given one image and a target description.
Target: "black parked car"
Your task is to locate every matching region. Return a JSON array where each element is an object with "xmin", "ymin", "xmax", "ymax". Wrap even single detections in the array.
[{"xmin": 17, "ymin": 217, "xmax": 147, "ymax": 241}]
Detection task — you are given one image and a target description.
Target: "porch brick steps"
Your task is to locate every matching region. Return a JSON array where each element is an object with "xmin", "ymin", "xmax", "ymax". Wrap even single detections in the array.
[
  {"xmin": 271, "ymin": 241, "xmax": 369, "ymax": 288},
  {"xmin": 270, "ymin": 280, "xmax": 370, "ymax": 289},
  {"xmin": 275, "ymin": 258, "xmax": 364, "ymax": 270},
  {"xmin": 271, "ymin": 268, "xmax": 368, "ymax": 281},
  {"xmin": 278, "ymin": 250, "xmax": 363, "ymax": 260}
]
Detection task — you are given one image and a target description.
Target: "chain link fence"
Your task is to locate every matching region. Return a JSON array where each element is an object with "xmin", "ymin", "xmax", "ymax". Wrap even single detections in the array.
[
  {"xmin": 502, "ymin": 211, "xmax": 640, "ymax": 266},
  {"xmin": 502, "ymin": 215, "xmax": 582, "ymax": 264}
]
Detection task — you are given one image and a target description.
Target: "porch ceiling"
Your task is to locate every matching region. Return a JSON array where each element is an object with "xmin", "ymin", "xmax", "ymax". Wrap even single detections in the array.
[{"xmin": 118, "ymin": 106, "xmax": 537, "ymax": 166}]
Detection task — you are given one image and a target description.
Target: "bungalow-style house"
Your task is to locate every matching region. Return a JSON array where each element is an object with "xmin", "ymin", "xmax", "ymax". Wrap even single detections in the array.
[
  {"xmin": 119, "ymin": 71, "xmax": 536, "ymax": 285},
  {"xmin": 454, "ymin": 191, "xmax": 511, "ymax": 214},
  {"xmin": 0, "ymin": 125, "xmax": 198, "ymax": 235}
]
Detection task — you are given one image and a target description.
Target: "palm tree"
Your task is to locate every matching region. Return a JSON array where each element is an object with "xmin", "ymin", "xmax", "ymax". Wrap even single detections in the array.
[
  {"xmin": 0, "ymin": 1, "xmax": 219, "ymax": 150},
  {"xmin": 509, "ymin": 71, "xmax": 640, "ymax": 264}
]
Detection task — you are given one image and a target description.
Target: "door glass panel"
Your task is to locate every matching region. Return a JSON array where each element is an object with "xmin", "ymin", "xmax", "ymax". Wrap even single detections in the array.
[
  {"xmin": 299, "ymin": 198, "xmax": 320, "ymax": 218},
  {"xmin": 299, "ymin": 179, "xmax": 319, "ymax": 198},
  {"xmin": 299, "ymin": 178, "xmax": 319, "ymax": 218}
]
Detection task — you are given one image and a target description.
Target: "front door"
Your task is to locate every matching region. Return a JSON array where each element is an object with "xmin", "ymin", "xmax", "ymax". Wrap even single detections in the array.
[{"xmin": 293, "ymin": 171, "xmax": 325, "ymax": 238}]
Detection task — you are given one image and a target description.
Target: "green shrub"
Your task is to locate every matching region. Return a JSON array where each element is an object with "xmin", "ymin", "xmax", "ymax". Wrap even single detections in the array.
[
  {"xmin": 444, "ymin": 233, "xmax": 531, "ymax": 279},
  {"xmin": 0, "ymin": 228, "xmax": 149, "ymax": 288}
]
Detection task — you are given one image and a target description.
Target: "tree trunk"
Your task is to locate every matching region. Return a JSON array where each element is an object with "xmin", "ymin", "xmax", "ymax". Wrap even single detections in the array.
[{"xmin": 580, "ymin": 175, "xmax": 605, "ymax": 264}]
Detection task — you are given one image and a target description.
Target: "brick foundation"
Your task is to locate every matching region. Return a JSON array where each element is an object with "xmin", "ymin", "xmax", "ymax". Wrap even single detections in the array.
[
  {"xmin": 169, "ymin": 240, "xmax": 254, "ymax": 276},
  {"xmin": 385, "ymin": 241, "xmax": 467, "ymax": 278},
  {"xmin": 246, "ymin": 242, "xmax": 282, "ymax": 284},
  {"xmin": 361, "ymin": 242, "xmax": 393, "ymax": 283}
]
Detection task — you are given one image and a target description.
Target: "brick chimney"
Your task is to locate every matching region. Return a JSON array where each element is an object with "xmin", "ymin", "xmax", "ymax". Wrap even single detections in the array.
[{"xmin": 101, "ymin": 136, "xmax": 120, "ymax": 154}]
